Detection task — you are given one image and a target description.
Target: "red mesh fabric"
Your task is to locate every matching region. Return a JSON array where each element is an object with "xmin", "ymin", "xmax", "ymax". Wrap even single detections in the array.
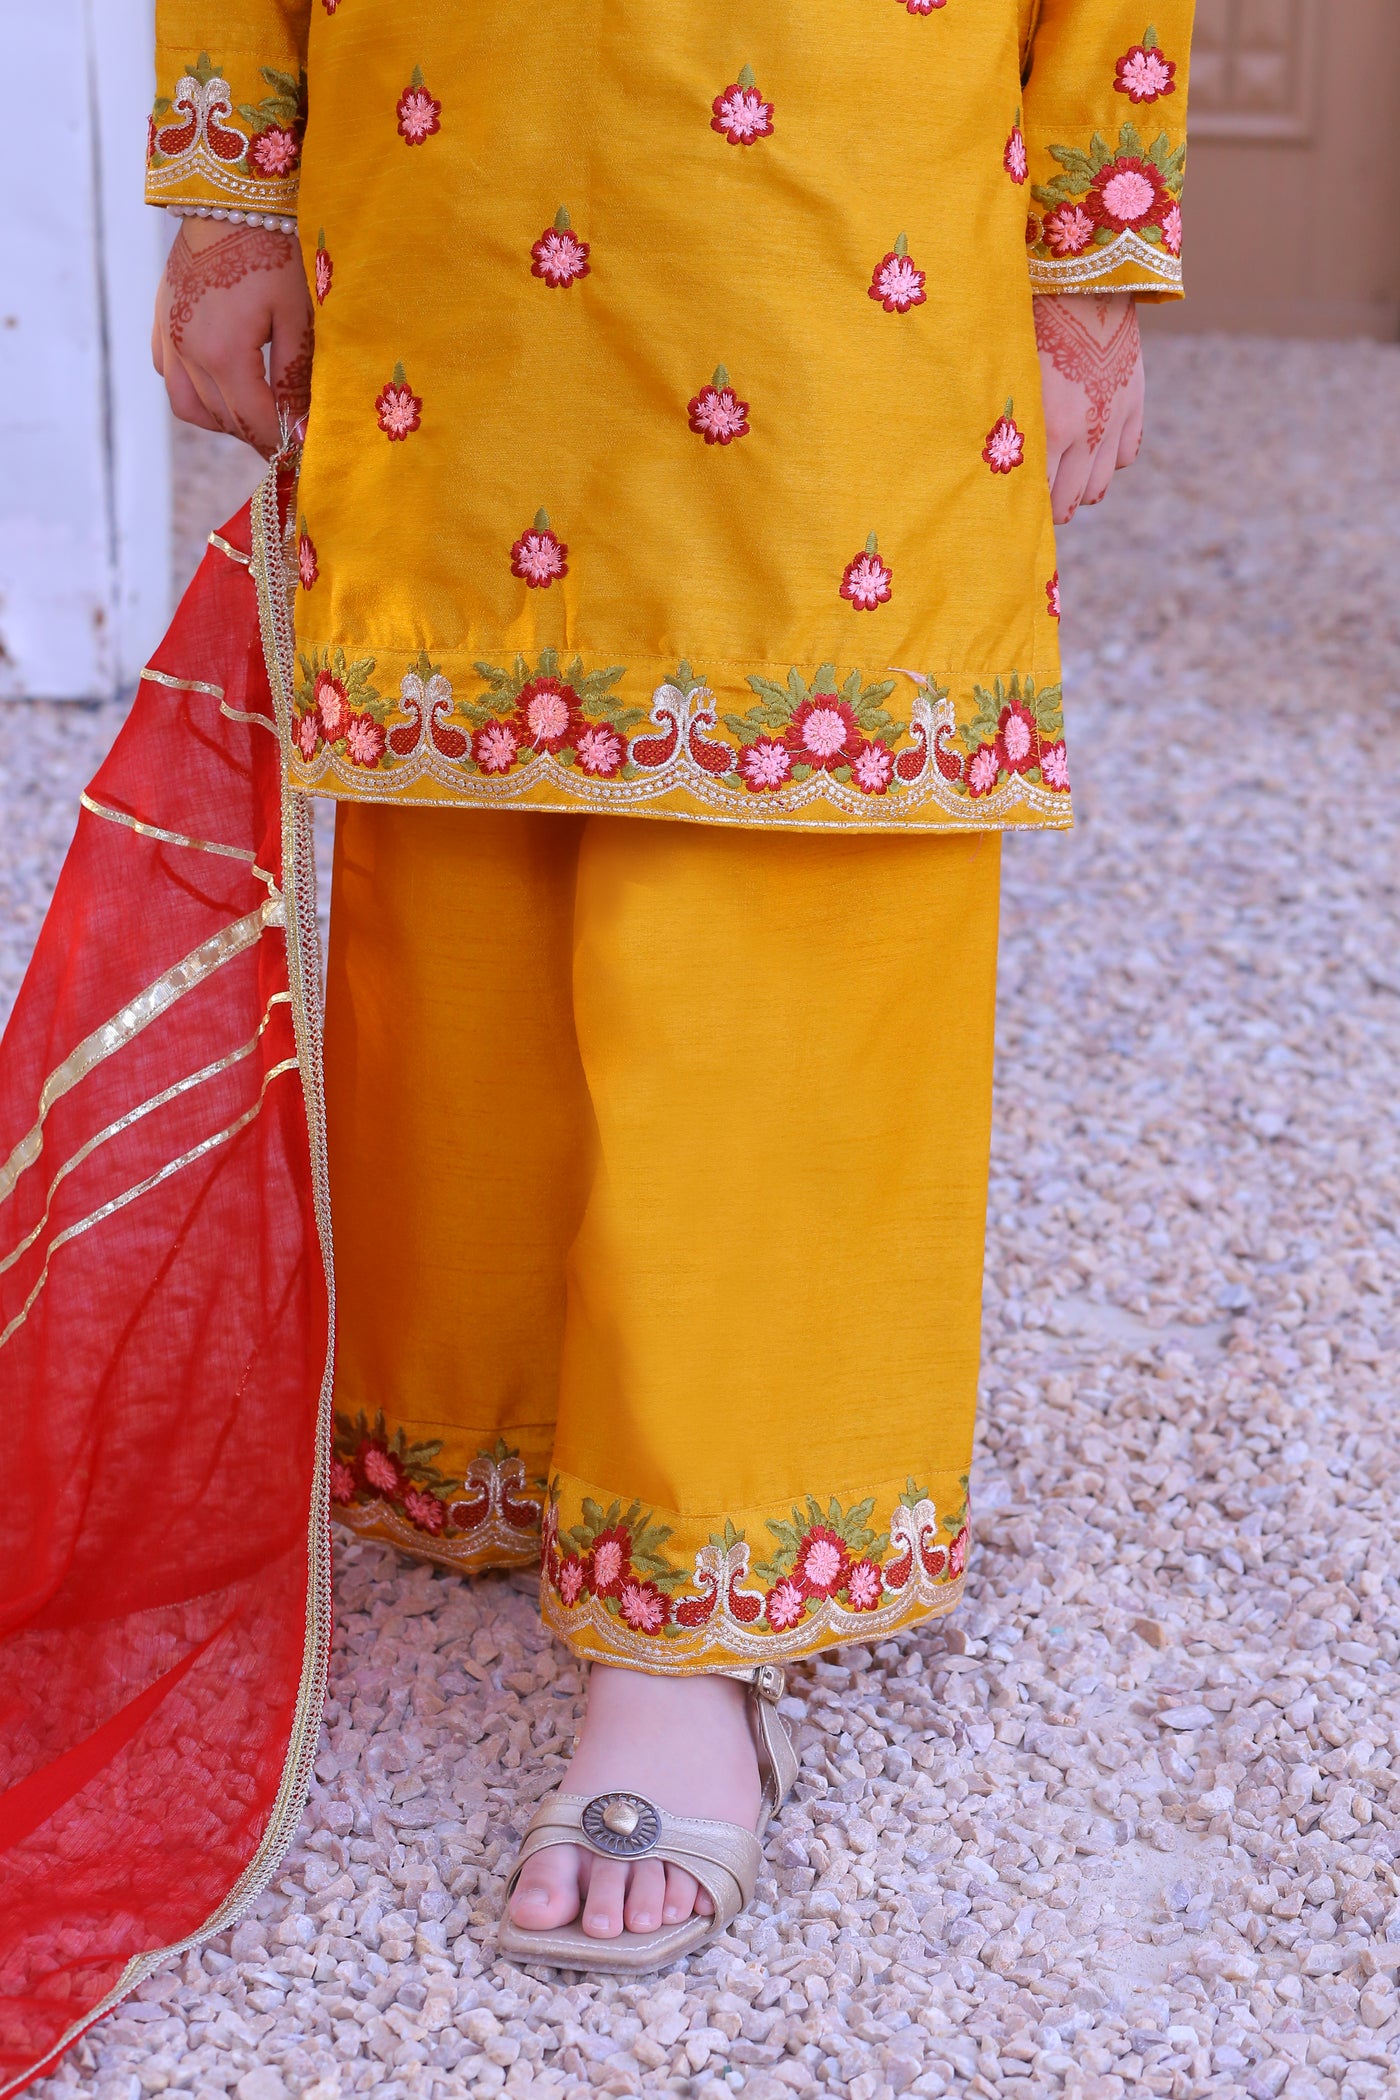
[{"xmin": 0, "ymin": 496, "xmax": 329, "ymax": 2094}]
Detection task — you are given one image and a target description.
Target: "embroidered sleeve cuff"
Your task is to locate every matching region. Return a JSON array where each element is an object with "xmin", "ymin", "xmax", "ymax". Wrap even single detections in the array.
[
  {"xmin": 145, "ymin": 46, "xmax": 304, "ymax": 214},
  {"xmin": 1023, "ymin": 20, "xmax": 1189, "ymax": 299}
]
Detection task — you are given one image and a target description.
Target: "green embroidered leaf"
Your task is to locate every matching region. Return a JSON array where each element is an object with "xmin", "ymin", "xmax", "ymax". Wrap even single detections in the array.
[
  {"xmin": 1119, "ymin": 120, "xmax": 1146, "ymax": 158},
  {"xmin": 1143, "ymin": 24, "xmax": 1159, "ymax": 48},
  {"xmin": 786, "ymin": 668, "xmax": 808, "ymax": 705},
  {"xmin": 579, "ymin": 1497, "xmax": 606, "ymax": 1532},
  {"xmin": 790, "ymin": 762, "xmax": 813, "ymax": 781},
  {"xmin": 832, "ymin": 764, "xmax": 852, "ymax": 784},
  {"xmin": 1092, "ymin": 227, "xmax": 1117, "ymax": 248},
  {"xmin": 1046, "ymin": 145, "xmax": 1099, "ymax": 191},
  {"xmin": 192, "ymin": 53, "xmax": 221, "ymax": 86},
  {"xmin": 745, "ymin": 675, "xmax": 795, "ymax": 716},
  {"xmin": 153, "ymin": 96, "xmax": 172, "ymax": 117}
]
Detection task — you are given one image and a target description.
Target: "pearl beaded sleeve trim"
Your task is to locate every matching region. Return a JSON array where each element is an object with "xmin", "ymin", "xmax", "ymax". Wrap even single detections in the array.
[{"xmin": 166, "ymin": 204, "xmax": 298, "ymax": 235}]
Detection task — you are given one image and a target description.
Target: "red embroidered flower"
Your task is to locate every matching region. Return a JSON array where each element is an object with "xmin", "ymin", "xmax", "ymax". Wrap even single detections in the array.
[
  {"xmin": 948, "ymin": 1524, "xmax": 970, "ymax": 1578},
  {"xmin": 983, "ymin": 408, "xmax": 1025, "ymax": 473},
  {"xmin": 689, "ymin": 367, "xmax": 750, "ymax": 444},
  {"xmin": 850, "ymin": 738, "xmax": 896, "ymax": 795},
  {"xmin": 619, "ymin": 1578, "xmax": 671, "ymax": 1633},
  {"xmin": 711, "ymin": 68, "xmax": 774, "ymax": 145},
  {"xmin": 314, "ymin": 672, "xmax": 350, "ymax": 740},
  {"xmin": 513, "ymin": 675, "xmax": 582, "ymax": 752},
  {"xmin": 359, "ymin": 1441, "xmax": 404, "ymax": 1499},
  {"xmin": 765, "ymin": 1579, "xmax": 807, "ymax": 1631},
  {"xmin": 841, "ymin": 536, "xmax": 893, "ymax": 612},
  {"xmin": 344, "ymin": 712, "xmax": 386, "ymax": 767},
  {"xmin": 314, "ymin": 237, "xmax": 333, "ymax": 305},
  {"xmin": 330, "ymin": 1456, "xmax": 356, "ymax": 1504},
  {"xmin": 846, "ymin": 1559, "xmax": 884, "ymax": 1611},
  {"xmin": 297, "ymin": 528, "xmax": 318, "ymax": 589},
  {"xmin": 576, "ymin": 723, "xmax": 625, "ymax": 777},
  {"xmin": 1160, "ymin": 201, "xmax": 1183, "ymax": 256},
  {"xmin": 1025, "ymin": 213, "xmax": 1041, "ymax": 247},
  {"xmin": 869, "ymin": 235, "xmax": 926, "ymax": 313},
  {"xmin": 510, "ymin": 512, "xmax": 568, "ymax": 588},
  {"xmin": 1004, "ymin": 126, "xmax": 1028, "ymax": 184},
  {"xmin": 321, "ymin": 0, "xmax": 340, "ymax": 12},
  {"xmin": 785, "ymin": 694, "xmax": 858, "ymax": 771},
  {"xmin": 1040, "ymin": 739, "xmax": 1071, "ymax": 792},
  {"xmin": 474, "ymin": 720, "xmax": 520, "ymax": 773},
  {"xmin": 740, "ymin": 737, "xmax": 793, "ymax": 792},
  {"xmin": 294, "ymin": 712, "xmax": 319, "ymax": 760},
  {"xmin": 1115, "ymin": 40, "xmax": 1177, "ymax": 103},
  {"xmin": 586, "ymin": 1525, "xmax": 632, "ymax": 1597},
  {"xmin": 965, "ymin": 743, "xmax": 1001, "ymax": 797},
  {"xmin": 900, "ymin": 0, "xmax": 948, "ymax": 12},
  {"xmin": 376, "ymin": 366, "xmax": 422, "ymax": 440},
  {"xmin": 249, "ymin": 125, "xmax": 300, "ymax": 177},
  {"xmin": 397, "ymin": 72, "xmax": 441, "ymax": 144},
  {"xmin": 794, "ymin": 1525, "xmax": 851, "ymax": 1598},
  {"xmin": 1043, "ymin": 203, "xmax": 1097, "ymax": 257},
  {"xmin": 1046, "ymin": 570, "xmax": 1061, "ymax": 620},
  {"xmin": 403, "ymin": 1487, "xmax": 446, "ymax": 1534},
  {"xmin": 556, "ymin": 1554, "xmax": 586, "ymax": 1606},
  {"xmin": 532, "ymin": 208, "xmax": 591, "ymax": 287},
  {"xmin": 996, "ymin": 697, "xmax": 1038, "ymax": 775},
  {"xmin": 1090, "ymin": 154, "xmax": 1167, "ymax": 233}
]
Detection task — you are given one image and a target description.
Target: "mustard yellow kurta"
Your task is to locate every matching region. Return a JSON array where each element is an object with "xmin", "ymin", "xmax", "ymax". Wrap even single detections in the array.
[{"xmin": 150, "ymin": 1, "xmax": 1194, "ymax": 835}]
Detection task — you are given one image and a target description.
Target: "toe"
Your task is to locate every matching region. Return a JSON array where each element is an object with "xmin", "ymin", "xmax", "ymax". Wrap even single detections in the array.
[
  {"xmin": 509, "ymin": 1846, "xmax": 581, "ymax": 1930},
  {"xmin": 623, "ymin": 1857, "xmax": 667, "ymax": 1934},
  {"xmin": 662, "ymin": 1863, "xmax": 702, "ymax": 1924},
  {"xmin": 581, "ymin": 1857, "xmax": 629, "ymax": 1938}
]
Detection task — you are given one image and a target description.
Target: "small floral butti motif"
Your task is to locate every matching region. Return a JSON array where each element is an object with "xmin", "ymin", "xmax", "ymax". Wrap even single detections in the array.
[
  {"xmin": 396, "ymin": 66, "xmax": 441, "ymax": 145},
  {"xmin": 376, "ymin": 363, "xmax": 422, "ymax": 440},
  {"xmin": 1115, "ymin": 25, "xmax": 1178, "ymax": 104},
  {"xmin": 868, "ymin": 233, "xmax": 926, "ymax": 314},
  {"xmin": 898, "ymin": 0, "xmax": 949, "ymax": 13},
  {"xmin": 983, "ymin": 400, "xmax": 1025, "ymax": 474},
  {"xmin": 332, "ymin": 1423, "xmax": 544, "ymax": 1569},
  {"xmin": 711, "ymin": 64, "xmax": 774, "ymax": 145},
  {"xmin": 293, "ymin": 647, "xmax": 389, "ymax": 769},
  {"xmin": 510, "ymin": 510, "xmax": 568, "ymax": 588},
  {"xmin": 1004, "ymin": 114, "xmax": 1028, "ymax": 185},
  {"xmin": 297, "ymin": 521, "xmax": 318, "ymax": 589},
  {"xmin": 145, "ymin": 52, "xmax": 306, "ymax": 209},
  {"xmin": 1029, "ymin": 119, "xmax": 1186, "ymax": 278},
  {"xmin": 1047, "ymin": 570, "xmax": 1061, "ymax": 620},
  {"xmin": 531, "ymin": 206, "xmax": 591, "ymax": 287},
  {"xmin": 688, "ymin": 365, "xmax": 750, "ymax": 445},
  {"xmin": 314, "ymin": 230, "xmax": 332, "ymax": 305},
  {"xmin": 840, "ymin": 533, "xmax": 893, "ymax": 612}
]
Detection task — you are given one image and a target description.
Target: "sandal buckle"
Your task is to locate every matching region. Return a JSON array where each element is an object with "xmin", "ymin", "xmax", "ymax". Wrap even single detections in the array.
[
  {"xmin": 754, "ymin": 1663, "xmax": 785, "ymax": 1704},
  {"xmin": 580, "ymin": 1791, "xmax": 662, "ymax": 1859}
]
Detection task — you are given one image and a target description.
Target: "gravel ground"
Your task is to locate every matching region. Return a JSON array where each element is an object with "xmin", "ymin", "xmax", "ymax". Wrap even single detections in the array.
[{"xmin": 8, "ymin": 338, "xmax": 1400, "ymax": 2100}]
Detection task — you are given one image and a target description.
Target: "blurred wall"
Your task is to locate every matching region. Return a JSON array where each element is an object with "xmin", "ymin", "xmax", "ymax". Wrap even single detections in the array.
[{"xmin": 1150, "ymin": 0, "xmax": 1400, "ymax": 340}]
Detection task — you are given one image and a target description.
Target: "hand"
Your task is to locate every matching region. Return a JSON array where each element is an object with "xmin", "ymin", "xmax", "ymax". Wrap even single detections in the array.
[
  {"xmin": 152, "ymin": 218, "xmax": 314, "ymax": 457},
  {"xmin": 1034, "ymin": 292, "xmax": 1145, "ymax": 526}
]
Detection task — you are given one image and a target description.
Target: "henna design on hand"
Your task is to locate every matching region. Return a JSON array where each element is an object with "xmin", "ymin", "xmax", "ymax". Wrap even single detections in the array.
[
  {"xmin": 165, "ymin": 223, "xmax": 299, "ymax": 351},
  {"xmin": 1034, "ymin": 298, "xmax": 1141, "ymax": 449},
  {"xmin": 275, "ymin": 317, "xmax": 316, "ymax": 422}
]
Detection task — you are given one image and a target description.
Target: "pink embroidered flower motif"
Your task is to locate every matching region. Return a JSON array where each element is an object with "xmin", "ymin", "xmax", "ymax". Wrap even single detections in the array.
[
  {"xmin": 531, "ymin": 207, "xmax": 590, "ymax": 287},
  {"xmin": 1004, "ymin": 124, "xmax": 1028, "ymax": 184},
  {"xmin": 329, "ymin": 1456, "xmax": 356, "ymax": 1504},
  {"xmin": 711, "ymin": 65, "xmax": 773, "ymax": 145},
  {"xmin": 851, "ymin": 738, "xmax": 896, "ymax": 795},
  {"xmin": 294, "ymin": 712, "xmax": 319, "ymax": 759},
  {"xmin": 1115, "ymin": 36, "xmax": 1177, "ymax": 104},
  {"xmin": 1160, "ymin": 201, "xmax": 1183, "ymax": 257},
  {"xmin": 794, "ymin": 1525, "xmax": 851, "ymax": 1599},
  {"xmin": 556, "ymin": 1554, "xmax": 586, "ymax": 1606},
  {"xmin": 344, "ymin": 712, "xmax": 386, "ymax": 766},
  {"xmin": 786, "ymin": 694, "xmax": 858, "ymax": 772},
  {"xmin": 619, "ymin": 1578, "xmax": 671, "ymax": 1633},
  {"xmin": 1040, "ymin": 739, "xmax": 1071, "ymax": 791},
  {"xmin": 996, "ymin": 696, "xmax": 1038, "ymax": 775},
  {"xmin": 1090, "ymin": 155, "xmax": 1167, "ymax": 233},
  {"xmin": 403, "ymin": 1487, "xmax": 445, "ymax": 1534},
  {"xmin": 314, "ymin": 233, "xmax": 332, "ymax": 305},
  {"xmin": 510, "ymin": 510, "xmax": 568, "ymax": 588},
  {"xmin": 983, "ymin": 403, "xmax": 1025, "ymax": 474},
  {"xmin": 869, "ymin": 234, "xmax": 926, "ymax": 313},
  {"xmin": 474, "ymin": 721, "xmax": 520, "ymax": 773},
  {"xmin": 948, "ymin": 1524, "xmax": 970, "ymax": 1578},
  {"xmin": 841, "ymin": 533, "xmax": 893, "ymax": 611},
  {"xmin": 1046, "ymin": 570, "xmax": 1061, "ymax": 620},
  {"xmin": 397, "ymin": 69, "xmax": 441, "ymax": 144},
  {"xmin": 966, "ymin": 743, "xmax": 1001, "ymax": 797},
  {"xmin": 360, "ymin": 1443, "xmax": 403, "ymax": 1498},
  {"xmin": 314, "ymin": 671, "xmax": 350, "ymax": 740},
  {"xmin": 846, "ymin": 1559, "xmax": 884, "ymax": 1610},
  {"xmin": 297, "ymin": 525, "xmax": 318, "ymax": 589},
  {"xmin": 740, "ymin": 737, "xmax": 793, "ymax": 792},
  {"xmin": 376, "ymin": 364, "xmax": 422, "ymax": 440},
  {"xmin": 249, "ymin": 126, "xmax": 300, "ymax": 178},
  {"xmin": 513, "ymin": 674, "xmax": 582, "ymax": 752},
  {"xmin": 899, "ymin": 0, "xmax": 948, "ymax": 12},
  {"xmin": 586, "ymin": 1525, "xmax": 632, "ymax": 1598},
  {"xmin": 1043, "ymin": 203, "xmax": 1097, "ymax": 257},
  {"xmin": 688, "ymin": 366, "xmax": 750, "ymax": 444},
  {"xmin": 321, "ymin": 0, "xmax": 340, "ymax": 12},
  {"xmin": 576, "ymin": 723, "xmax": 625, "ymax": 777},
  {"xmin": 765, "ymin": 1579, "xmax": 807, "ymax": 1631}
]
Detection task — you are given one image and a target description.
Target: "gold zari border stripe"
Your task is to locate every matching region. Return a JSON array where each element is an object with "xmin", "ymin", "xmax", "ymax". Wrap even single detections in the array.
[{"xmin": 140, "ymin": 666, "xmax": 225, "ymax": 700}]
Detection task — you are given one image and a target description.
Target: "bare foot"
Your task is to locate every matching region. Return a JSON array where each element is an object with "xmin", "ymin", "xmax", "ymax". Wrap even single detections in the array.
[{"xmin": 507, "ymin": 1665, "xmax": 763, "ymax": 1940}]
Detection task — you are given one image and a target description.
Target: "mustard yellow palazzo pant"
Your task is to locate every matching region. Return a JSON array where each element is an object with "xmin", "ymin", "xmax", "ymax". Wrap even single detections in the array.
[{"xmin": 323, "ymin": 807, "xmax": 1000, "ymax": 1672}]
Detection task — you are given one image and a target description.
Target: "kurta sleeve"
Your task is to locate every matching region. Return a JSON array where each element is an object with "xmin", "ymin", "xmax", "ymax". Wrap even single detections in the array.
[
  {"xmin": 1020, "ymin": 2, "xmax": 1194, "ymax": 298},
  {"xmin": 145, "ymin": 0, "xmax": 310, "ymax": 220}
]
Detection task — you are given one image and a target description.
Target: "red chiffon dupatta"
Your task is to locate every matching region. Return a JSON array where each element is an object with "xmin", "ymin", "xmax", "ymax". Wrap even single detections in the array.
[{"xmin": 0, "ymin": 473, "xmax": 334, "ymax": 2094}]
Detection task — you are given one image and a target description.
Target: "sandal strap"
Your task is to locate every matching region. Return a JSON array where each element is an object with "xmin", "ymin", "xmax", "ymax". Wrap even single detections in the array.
[
  {"xmin": 714, "ymin": 1663, "xmax": 800, "ymax": 1826},
  {"xmin": 505, "ymin": 1792, "xmax": 762, "ymax": 1929}
]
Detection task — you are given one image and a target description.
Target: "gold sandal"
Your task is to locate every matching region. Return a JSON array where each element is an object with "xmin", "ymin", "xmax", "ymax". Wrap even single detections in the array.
[{"xmin": 497, "ymin": 1662, "xmax": 799, "ymax": 1973}]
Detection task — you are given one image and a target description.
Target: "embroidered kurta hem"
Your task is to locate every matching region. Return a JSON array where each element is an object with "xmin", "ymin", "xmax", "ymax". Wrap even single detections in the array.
[
  {"xmin": 149, "ymin": 0, "xmax": 1194, "ymax": 837},
  {"xmin": 323, "ymin": 804, "xmax": 1000, "ymax": 1672}
]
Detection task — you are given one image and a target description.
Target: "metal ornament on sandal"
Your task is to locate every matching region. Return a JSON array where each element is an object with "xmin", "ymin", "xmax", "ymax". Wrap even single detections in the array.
[{"xmin": 580, "ymin": 1791, "xmax": 663, "ymax": 1859}]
